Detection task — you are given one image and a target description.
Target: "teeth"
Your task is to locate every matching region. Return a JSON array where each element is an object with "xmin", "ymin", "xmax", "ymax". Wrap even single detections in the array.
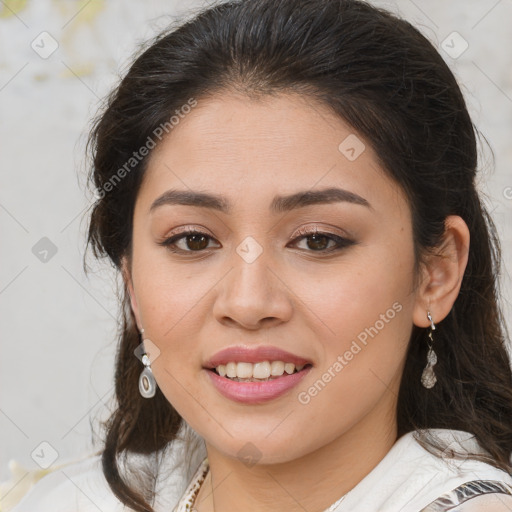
[
  {"xmin": 253, "ymin": 361, "xmax": 271, "ymax": 379},
  {"xmin": 226, "ymin": 362, "xmax": 237, "ymax": 378},
  {"xmin": 237, "ymin": 362, "xmax": 253, "ymax": 379},
  {"xmin": 284, "ymin": 362, "xmax": 295, "ymax": 374},
  {"xmin": 214, "ymin": 360, "xmax": 308, "ymax": 380},
  {"xmin": 270, "ymin": 361, "xmax": 284, "ymax": 376}
]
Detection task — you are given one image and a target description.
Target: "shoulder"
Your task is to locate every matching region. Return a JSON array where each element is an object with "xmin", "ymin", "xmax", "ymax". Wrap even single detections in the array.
[
  {"xmin": 2, "ymin": 427, "xmax": 207, "ymax": 512},
  {"xmin": 384, "ymin": 429, "xmax": 512, "ymax": 511},
  {"xmin": 408, "ymin": 430, "xmax": 512, "ymax": 512},
  {"xmin": 3, "ymin": 453, "xmax": 126, "ymax": 512}
]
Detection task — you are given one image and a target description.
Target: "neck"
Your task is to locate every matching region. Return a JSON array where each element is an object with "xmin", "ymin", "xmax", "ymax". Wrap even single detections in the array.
[{"xmin": 193, "ymin": 399, "xmax": 398, "ymax": 512}]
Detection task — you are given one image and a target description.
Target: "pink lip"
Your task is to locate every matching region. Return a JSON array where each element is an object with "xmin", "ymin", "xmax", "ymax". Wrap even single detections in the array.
[
  {"xmin": 205, "ymin": 365, "xmax": 312, "ymax": 404},
  {"xmin": 203, "ymin": 345, "xmax": 312, "ymax": 368}
]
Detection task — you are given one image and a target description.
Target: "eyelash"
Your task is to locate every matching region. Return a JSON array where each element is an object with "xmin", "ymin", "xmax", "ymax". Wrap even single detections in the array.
[{"xmin": 157, "ymin": 226, "xmax": 355, "ymax": 255}]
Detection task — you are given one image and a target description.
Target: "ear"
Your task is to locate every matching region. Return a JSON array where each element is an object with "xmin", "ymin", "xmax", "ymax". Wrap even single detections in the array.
[
  {"xmin": 121, "ymin": 256, "xmax": 142, "ymax": 332},
  {"xmin": 412, "ymin": 215, "xmax": 470, "ymax": 328}
]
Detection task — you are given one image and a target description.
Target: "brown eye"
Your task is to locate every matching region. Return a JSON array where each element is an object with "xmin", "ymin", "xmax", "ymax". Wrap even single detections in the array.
[
  {"xmin": 182, "ymin": 233, "xmax": 210, "ymax": 251},
  {"xmin": 158, "ymin": 227, "xmax": 355, "ymax": 255},
  {"xmin": 158, "ymin": 230, "xmax": 219, "ymax": 253},
  {"xmin": 302, "ymin": 233, "xmax": 332, "ymax": 251},
  {"xmin": 289, "ymin": 227, "xmax": 355, "ymax": 254}
]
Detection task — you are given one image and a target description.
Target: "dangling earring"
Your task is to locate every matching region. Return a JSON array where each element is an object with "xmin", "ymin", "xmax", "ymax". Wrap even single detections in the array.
[
  {"xmin": 138, "ymin": 328, "xmax": 157, "ymax": 398},
  {"xmin": 421, "ymin": 311, "xmax": 438, "ymax": 389}
]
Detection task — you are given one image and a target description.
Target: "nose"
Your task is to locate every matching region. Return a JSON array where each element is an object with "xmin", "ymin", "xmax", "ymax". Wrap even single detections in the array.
[{"xmin": 213, "ymin": 251, "xmax": 293, "ymax": 331}]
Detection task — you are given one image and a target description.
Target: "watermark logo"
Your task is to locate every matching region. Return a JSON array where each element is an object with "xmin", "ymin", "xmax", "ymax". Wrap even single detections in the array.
[
  {"xmin": 31, "ymin": 31, "xmax": 59, "ymax": 59},
  {"xmin": 32, "ymin": 237, "xmax": 58, "ymax": 263},
  {"xmin": 134, "ymin": 337, "xmax": 161, "ymax": 363},
  {"xmin": 338, "ymin": 134, "xmax": 365, "ymax": 161},
  {"xmin": 236, "ymin": 236, "xmax": 264, "ymax": 264},
  {"xmin": 31, "ymin": 441, "xmax": 59, "ymax": 469},
  {"xmin": 441, "ymin": 31, "xmax": 469, "ymax": 59},
  {"xmin": 440, "ymin": 440, "xmax": 468, "ymax": 470},
  {"xmin": 237, "ymin": 442, "xmax": 262, "ymax": 467}
]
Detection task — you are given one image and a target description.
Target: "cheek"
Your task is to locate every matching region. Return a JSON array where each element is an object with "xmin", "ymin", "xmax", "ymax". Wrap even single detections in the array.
[
  {"xmin": 291, "ymin": 241, "xmax": 415, "ymax": 394},
  {"xmin": 133, "ymin": 246, "xmax": 209, "ymax": 334},
  {"xmin": 292, "ymin": 269, "xmax": 413, "ymax": 449},
  {"xmin": 131, "ymin": 259, "xmax": 210, "ymax": 391},
  {"xmin": 294, "ymin": 247, "xmax": 413, "ymax": 339}
]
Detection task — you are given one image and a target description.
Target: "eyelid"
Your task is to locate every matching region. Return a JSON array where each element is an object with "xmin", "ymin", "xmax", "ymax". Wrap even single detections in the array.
[
  {"xmin": 159, "ymin": 223, "xmax": 348, "ymax": 243},
  {"xmin": 291, "ymin": 223, "xmax": 350, "ymax": 240},
  {"xmin": 158, "ymin": 223, "xmax": 355, "ymax": 255},
  {"xmin": 163, "ymin": 224, "xmax": 214, "ymax": 238}
]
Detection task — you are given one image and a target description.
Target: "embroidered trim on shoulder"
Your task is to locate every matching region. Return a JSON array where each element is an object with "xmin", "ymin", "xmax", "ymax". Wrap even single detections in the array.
[
  {"xmin": 420, "ymin": 480, "xmax": 512, "ymax": 511},
  {"xmin": 172, "ymin": 458, "xmax": 209, "ymax": 512}
]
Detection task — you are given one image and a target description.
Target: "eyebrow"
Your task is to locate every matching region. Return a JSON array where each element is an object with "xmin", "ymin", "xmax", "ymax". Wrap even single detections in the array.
[{"xmin": 149, "ymin": 187, "xmax": 372, "ymax": 214}]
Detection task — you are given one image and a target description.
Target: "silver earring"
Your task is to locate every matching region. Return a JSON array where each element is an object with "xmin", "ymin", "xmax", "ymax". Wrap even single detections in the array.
[
  {"xmin": 421, "ymin": 311, "xmax": 438, "ymax": 389},
  {"xmin": 138, "ymin": 328, "xmax": 157, "ymax": 398}
]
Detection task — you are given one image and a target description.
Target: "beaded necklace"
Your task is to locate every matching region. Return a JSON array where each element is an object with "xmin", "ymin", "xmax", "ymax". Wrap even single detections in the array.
[{"xmin": 173, "ymin": 458, "xmax": 347, "ymax": 512}]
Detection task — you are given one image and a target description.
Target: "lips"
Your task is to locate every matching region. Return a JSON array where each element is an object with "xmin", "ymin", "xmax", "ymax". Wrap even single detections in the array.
[
  {"xmin": 203, "ymin": 345, "xmax": 313, "ymax": 369},
  {"xmin": 205, "ymin": 365, "xmax": 312, "ymax": 404},
  {"xmin": 202, "ymin": 345, "xmax": 314, "ymax": 403}
]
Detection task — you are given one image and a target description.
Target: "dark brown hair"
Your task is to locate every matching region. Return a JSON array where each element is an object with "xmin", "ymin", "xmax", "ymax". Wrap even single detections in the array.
[{"xmin": 84, "ymin": 0, "xmax": 512, "ymax": 510}]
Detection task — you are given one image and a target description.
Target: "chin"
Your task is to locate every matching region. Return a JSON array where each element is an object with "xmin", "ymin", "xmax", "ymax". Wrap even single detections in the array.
[{"xmin": 206, "ymin": 434, "xmax": 314, "ymax": 467}]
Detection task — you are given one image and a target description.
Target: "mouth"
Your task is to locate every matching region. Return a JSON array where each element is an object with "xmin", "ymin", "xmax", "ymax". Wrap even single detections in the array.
[
  {"xmin": 203, "ymin": 348, "xmax": 313, "ymax": 403},
  {"xmin": 203, "ymin": 345, "xmax": 313, "ymax": 403}
]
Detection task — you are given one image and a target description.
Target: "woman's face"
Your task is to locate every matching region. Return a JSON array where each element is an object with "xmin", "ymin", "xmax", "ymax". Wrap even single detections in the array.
[{"xmin": 125, "ymin": 92, "xmax": 424, "ymax": 464}]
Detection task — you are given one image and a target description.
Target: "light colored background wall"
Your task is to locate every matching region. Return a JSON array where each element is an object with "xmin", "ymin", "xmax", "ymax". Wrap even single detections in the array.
[{"xmin": 1, "ymin": 0, "xmax": 511, "ymax": 486}]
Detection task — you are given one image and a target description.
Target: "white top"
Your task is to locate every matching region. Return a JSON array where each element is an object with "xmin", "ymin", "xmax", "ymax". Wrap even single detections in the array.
[{"xmin": 4, "ymin": 427, "xmax": 512, "ymax": 512}]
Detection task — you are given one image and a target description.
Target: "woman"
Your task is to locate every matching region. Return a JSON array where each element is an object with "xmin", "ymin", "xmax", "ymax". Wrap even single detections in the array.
[{"xmin": 9, "ymin": 0, "xmax": 512, "ymax": 510}]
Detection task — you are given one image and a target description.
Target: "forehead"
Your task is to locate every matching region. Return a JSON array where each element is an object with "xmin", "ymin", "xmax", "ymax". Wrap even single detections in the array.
[{"xmin": 137, "ymin": 92, "xmax": 409, "ymax": 219}]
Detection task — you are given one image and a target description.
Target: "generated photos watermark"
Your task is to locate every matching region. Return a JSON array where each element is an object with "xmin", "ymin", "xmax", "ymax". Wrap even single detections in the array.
[
  {"xmin": 95, "ymin": 98, "xmax": 198, "ymax": 200},
  {"xmin": 297, "ymin": 301, "xmax": 403, "ymax": 404}
]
